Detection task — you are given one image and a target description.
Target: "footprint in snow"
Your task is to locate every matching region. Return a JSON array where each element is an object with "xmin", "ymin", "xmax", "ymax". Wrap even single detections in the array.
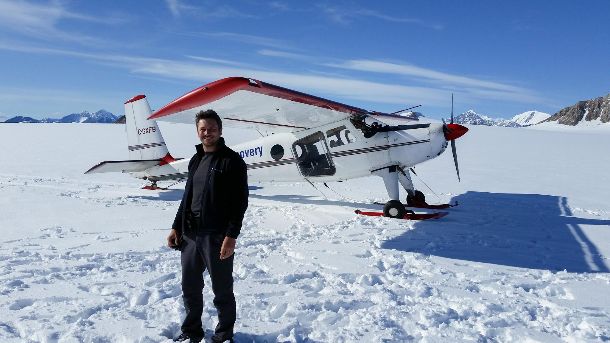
[
  {"xmin": 4, "ymin": 279, "xmax": 28, "ymax": 290},
  {"xmin": 268, "ymin": 303, "xmax": 288, "ymax": 319},
  {"xmin": 9, "ymin": 299, "xmax": 34, "ymax": 310},
  {"xmin": 0, "ymin": 322, "xmax": 19, "ymax": 338},
  {"xmin": 144, "ymin": 272, "xmax": 177, "ymax": 287},
  {"xmin": 280, "ymin": 271, "xmax": 319, "ymax": 284},
  {"xmin": 130, "ymin": 290, "xmax": 151, "ymax": 307}
]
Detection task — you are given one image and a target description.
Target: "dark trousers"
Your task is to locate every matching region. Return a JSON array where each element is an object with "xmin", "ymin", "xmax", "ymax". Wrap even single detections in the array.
[{"xmin": 181, "ymin": 233, "xmax": 236, "ymax": 339}]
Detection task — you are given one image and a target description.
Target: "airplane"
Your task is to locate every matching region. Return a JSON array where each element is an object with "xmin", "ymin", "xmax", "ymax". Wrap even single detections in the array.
[{"xmin": 86, "ymin": 77, "xmax": 468, "ymax": 219}]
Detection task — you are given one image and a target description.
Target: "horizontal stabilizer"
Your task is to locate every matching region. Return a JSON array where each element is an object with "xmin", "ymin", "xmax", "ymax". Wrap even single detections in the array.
[{"xmin": 85, "ymin": 159, "xmax": 163, "ymax": 174}]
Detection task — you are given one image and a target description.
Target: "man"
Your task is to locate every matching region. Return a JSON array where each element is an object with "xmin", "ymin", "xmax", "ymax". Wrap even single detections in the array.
[{"xmin": 167, "ymin": 109, "xmax": 248, "ymax": 343}]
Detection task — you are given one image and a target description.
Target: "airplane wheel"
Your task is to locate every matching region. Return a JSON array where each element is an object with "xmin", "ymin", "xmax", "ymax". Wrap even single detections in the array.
[
  {"xmin": 407, "ymin": 190, "xmax": 426, "ymax": 206},
  {"xmin": 383, "ymin": 200, "xmax": 406, "ymax": 219}
]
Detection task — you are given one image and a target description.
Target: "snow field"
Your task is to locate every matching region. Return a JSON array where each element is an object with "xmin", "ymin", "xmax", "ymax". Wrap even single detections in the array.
[{"xmin": 0, "ymin": 124, "xmax": 609, "ymax": 342}]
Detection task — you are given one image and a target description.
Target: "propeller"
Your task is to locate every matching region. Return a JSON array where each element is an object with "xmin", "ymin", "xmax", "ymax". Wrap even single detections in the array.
[
  {"xmin": 451, "ymin": 93, "xmax": 453, "ymax": 124},
  {"xmin": 442, "ymin": 94, "xmax": 468, "ymax": 182}
]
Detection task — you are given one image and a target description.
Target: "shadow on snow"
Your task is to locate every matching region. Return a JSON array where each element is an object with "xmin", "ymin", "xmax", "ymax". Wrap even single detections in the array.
[
  {"xmin": 126, "ymin": 185, "xmax": 264, "ymax": 202},
  {"xmin": 126, "ymin": 189, "xmax": 184, "ymax": 202},
  {"xmin": 383, "ymin": 191, "xmax": 610, "ymax": 273},
  {"xmin": 127, "ymin": 188, "xmax": 608, "ymax": 273},
  {"xmin": 249, "ymin": 192, "xmax": 377, "ymax": 210}
]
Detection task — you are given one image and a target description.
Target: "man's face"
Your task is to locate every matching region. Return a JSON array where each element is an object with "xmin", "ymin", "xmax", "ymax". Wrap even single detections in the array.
[{"xmin": 197, "ymin": 118, "xmax": 222, "ymax": 147}]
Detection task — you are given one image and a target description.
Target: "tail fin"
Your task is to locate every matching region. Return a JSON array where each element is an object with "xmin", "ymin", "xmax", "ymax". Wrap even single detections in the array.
[
  {"xmin": 125, "ymin": 94, "xmax": 173, "ymax": 161},
  {"xmin": 85, "ymin": 94, "xmax": 179, "ymax": 177}
]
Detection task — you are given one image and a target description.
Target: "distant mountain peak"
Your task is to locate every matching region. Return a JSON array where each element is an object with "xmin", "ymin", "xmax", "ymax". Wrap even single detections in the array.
[
  {"xmin": 4, "ymin": 110, "xmax": 118, "ymax": 124},
  {"xmin": 454, "ymin": 110, "xmax": 520, "ymax": 127},
  {"xmin": 511, "ymin": 111, "xmax": 551, "ymax": 126},
  {"xmin": 4, "ymin": 116, "xmax": 40, "ymax": 123}
]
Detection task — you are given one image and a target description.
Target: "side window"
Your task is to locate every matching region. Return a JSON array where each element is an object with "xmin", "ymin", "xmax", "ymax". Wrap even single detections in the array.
[{"xmin": 292, "ymin": 131, "xmax": 336, "ymax": 177}]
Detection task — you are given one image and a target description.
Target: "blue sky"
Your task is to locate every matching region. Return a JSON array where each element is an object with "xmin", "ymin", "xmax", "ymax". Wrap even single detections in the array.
[{"xmin": 0, "ymin": 0, "xmax": 608, "ymax": 120}]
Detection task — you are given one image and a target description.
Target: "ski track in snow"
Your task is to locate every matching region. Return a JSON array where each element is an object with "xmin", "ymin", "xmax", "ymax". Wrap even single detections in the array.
[{"xmin": 1, "ymin": 124, "xmax": 610, "ymax": 342}]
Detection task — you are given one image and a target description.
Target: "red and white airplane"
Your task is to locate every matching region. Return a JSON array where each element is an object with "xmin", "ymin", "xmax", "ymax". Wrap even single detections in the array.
[{"xmin": 86, "ymin": 77, "xmax": 468, "ymax": 219}]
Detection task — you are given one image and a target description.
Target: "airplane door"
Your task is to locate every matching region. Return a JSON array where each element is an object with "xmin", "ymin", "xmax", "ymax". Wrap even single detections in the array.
[{"xmin": 292, "ymin": 131, "xmax": 336, "ymax": 177}]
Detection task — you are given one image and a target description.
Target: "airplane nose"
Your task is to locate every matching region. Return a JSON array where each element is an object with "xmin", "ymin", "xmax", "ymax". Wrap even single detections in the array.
[{"xmin": 444, "ymin": 123, "xmax": 468, "ymax": 140}]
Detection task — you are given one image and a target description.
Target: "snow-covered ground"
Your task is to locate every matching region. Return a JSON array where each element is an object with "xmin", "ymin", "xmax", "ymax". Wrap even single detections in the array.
[
  {"xmin": 1, "ymin": 123, "xmax": 609, "ymax": 342},
  {"xmin": 529, "ymin": 121, "xmax": 610, "ymax": 133}
]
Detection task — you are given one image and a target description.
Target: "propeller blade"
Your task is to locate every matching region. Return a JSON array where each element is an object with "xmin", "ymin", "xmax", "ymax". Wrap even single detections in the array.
[
  {"xmin": 451, "ymin": 93, "xmax": 454, "ymax": 124},
  {"xmin": 451, "ymin": 139, "xmax": 461, "ymax": 182}
]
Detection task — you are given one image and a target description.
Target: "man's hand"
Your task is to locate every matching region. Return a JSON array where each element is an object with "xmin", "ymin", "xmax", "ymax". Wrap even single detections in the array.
[
  {"xmin": 220, "ymin": 236, "xmax": 236, "ymax": 260},
  {"xmin": 167, "ymin": 229, "xmax": 181, "ymax": 249}
]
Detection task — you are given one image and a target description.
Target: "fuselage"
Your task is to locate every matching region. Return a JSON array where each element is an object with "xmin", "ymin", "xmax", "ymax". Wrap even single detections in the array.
[{"xmin": 133, "ymin": 115, "xmax": 448, "ymax": 184}]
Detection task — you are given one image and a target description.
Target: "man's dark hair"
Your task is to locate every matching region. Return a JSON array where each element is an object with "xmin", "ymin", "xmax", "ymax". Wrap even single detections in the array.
[{"xmin": 195, "ymin": 109, "xmax": 222, "ymax": 130}]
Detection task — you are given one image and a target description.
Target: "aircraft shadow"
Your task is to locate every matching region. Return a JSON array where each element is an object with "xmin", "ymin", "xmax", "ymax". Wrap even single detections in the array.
[
  {"xmin": 127, "ymin": 185, "xmax": 262, "ymax": 202},
  {"xmin": 249, "ymin": 193, "xmax": 378, "ymax": 210},
  {"xmin": 127, "ymin": 189, "xmax": 184, "ymax": 201},
  {"xmin": 383, "ymin": 191, "xmax": 610, "ymax": 273}
]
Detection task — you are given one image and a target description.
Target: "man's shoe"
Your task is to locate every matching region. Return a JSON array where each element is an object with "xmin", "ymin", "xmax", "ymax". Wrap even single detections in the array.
[
  {"xmin": 173, "ymin": 332, "xmax": 203, "ymax": 343},
  {"xmin": 210, "ymin": 333, "xmax": 234, "ymax": 343}
]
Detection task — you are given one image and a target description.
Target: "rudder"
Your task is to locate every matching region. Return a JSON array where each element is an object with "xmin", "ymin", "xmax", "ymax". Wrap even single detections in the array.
[{"xmin": 124, "ymin": 94, "xmax": 170, "ymax": 160}]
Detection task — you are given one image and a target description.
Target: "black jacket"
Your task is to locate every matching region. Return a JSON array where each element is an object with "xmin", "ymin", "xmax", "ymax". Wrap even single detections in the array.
[{"xmin": 172, "ymin": 138, "xmax": 248, "ymax": 238}]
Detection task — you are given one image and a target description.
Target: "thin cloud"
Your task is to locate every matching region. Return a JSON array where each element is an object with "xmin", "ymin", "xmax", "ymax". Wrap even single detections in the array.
[
  {"xmin": 166, "ymin": 0, "xmax": 242, "ymax": 19},
  {"xmin": 192, "ymin": 32, "xmax": 293, "ymax": 50},
  {"xmin": 0, "ymin": 41, "xmax": 551, "ymax": 111},
  {"xmin": 127, "ymin": 61, "xmax": 449, "ymax": 107},
  {"xmin": 258, "ymin": 49, "xmax": 311, "ymax": 61},
  {"xmin": 187, "ymin": 55, "xmax": 253, "ymax": 68},
  {"xmin": 266, "ymin": 2, "xmax": 309, "ymax": 14},
  {"xmin": 0, "ymin": 42, "xmax": 447, "ymax": 108},
  {"xmin": 328, "ymin": 59, "xmax": 547, "ymax": 104},
  {"xmin": 319, "ymin": 5, "xmax": 443, "ymax": 30},
  {"xmin": 330, "ymin": 60, "xmax": 521, "ymax": 91},
  {"xmin": 0, "ymin": 0, "xmax": 121, "ymax": 45},
  {"xmin": 268, "ymin": 1, "xmax": 290, "ymax": 11},
  {"xmin": 99, "ymin": 56, "xmax": 451, "ymax": 107},
  {"xmin": 256, "ymin": 51, "xmax": 545, "ymax": 105},
  {"xmin": 202, "ymin": 5, "xmax": 259, "ymax": 19},
  {"xmin": 356, "ymin": 9, "xmax": 444, "ymax": 30},
  {"xmin": 165, "ymin": 0, "xmax": 184, "ymax": 17}
]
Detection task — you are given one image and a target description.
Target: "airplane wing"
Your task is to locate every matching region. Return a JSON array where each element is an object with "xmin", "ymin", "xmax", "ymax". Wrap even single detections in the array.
[{"xmin": 148, "ymin": 77, "xmax": 368, "ymax": 133}]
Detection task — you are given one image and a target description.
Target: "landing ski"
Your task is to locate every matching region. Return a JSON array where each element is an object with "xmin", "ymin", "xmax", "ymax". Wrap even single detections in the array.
[
  {"xmin": 407, "ymin": 202, "xmax": 457, "ymax": 209},
  {"xmin": 355, "ymin": 210, "xmax": 448, "ymax": 220},
  {"xmin": 373, "ymin": 201, "xmax": 458, "ymax": 209}
]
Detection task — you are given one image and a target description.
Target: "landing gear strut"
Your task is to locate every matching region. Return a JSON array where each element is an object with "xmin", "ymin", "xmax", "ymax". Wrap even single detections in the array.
[
  {"xmin": 360, "ymin": 165, "xmax": 449, "ymax": 220},
  {"xmin": 406, "ymin": 190, "xmax": 426, "ymax": 207},
  {"xmin": 373, "ymin": 166, "xmax": 410, "ymax": 218}
]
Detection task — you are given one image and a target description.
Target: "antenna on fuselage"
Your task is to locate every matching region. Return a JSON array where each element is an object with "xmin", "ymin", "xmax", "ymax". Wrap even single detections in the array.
[{"xmin": 390, "ymin": 104, "xmax": 422, "ymax": 115}]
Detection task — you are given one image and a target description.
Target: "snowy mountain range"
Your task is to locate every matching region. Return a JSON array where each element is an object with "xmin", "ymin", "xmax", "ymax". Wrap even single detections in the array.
[
  {"xmin": 453, "ymin": 110, "xmax": 550, "ymax": 127},
  {"xmin": 457, "ymin": 93, "xmax": 610, "ymax": 128},
  {"xmin": 4, "ymin": 92, "xmax": 608, "ymax": 128},
  {"xmin": 544, "ymin": 93, "xmax": 610, "ymax": 126},
  {"xmin": 3, "ymin": 110, "xmax": 118, "ymax": 123}
]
